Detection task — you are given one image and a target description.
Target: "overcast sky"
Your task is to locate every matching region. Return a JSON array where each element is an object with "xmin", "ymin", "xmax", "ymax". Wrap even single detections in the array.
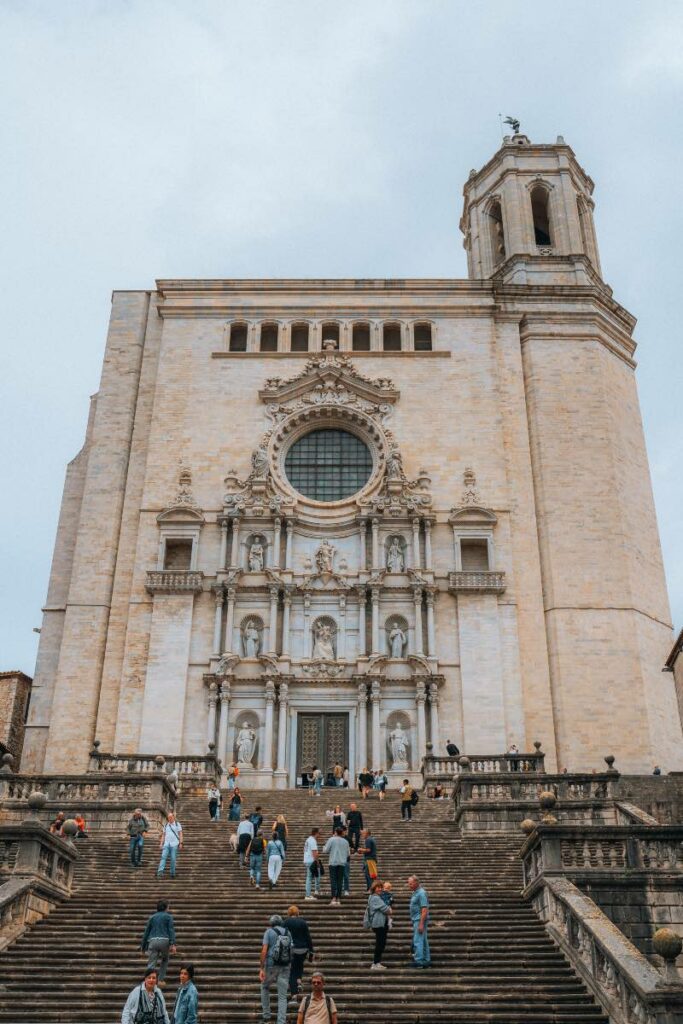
[{"xmin": 2, "ymin": 1, "xmax": 682, "ymax": 675}]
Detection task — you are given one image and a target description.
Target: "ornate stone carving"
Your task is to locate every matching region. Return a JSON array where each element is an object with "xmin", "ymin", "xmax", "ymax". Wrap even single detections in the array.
[
  {"xmin": 387, "ymin": 618, "xmax": 408, "ymax": 659},
  {"xmin": 215, "ymin": 653, "xmax": 239, "ymax": 678},
  {"xmin": 315, "ymin": 540, "xmax": 335, "ymax": 574},
  {"xmin": 359, "ymin": 450, "xmax": 432, "ymax": 516},
  {"xmin": 248, "ymin": 536, "xmax": 265, "ymax": 571},
  {"xmin": 235, "ymin": 722, "xmax": 256, "ymax": 765},
  {"xmin": 241, "ymin": 618, "xmax": 262, "ymax": 658},
  {"xmin": 387, "ymin": 720, "xmax": 410, "ymax": 769},
  {"xmin": 312, "ymin": 618, "xmax": 336, "ymax": 660},
  {"xmin": 386, "ymin": 535, "xmax": 405, "ymax": 573},
  {"xmin": 461, "ymin": 466, "xmax": 480, "ymax": 505}
]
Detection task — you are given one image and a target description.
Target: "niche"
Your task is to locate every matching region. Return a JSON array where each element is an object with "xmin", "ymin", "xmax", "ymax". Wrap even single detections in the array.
[
  {"xmin": 460, "ymin": 539, "xmax": 490, "ymax": 571},
  {"xmin": 260, "ymin": 323, "xmax": 279, "ymax": 352},
  {"xmin": 241, "ymin": 616, "xmax": 264, "ymax": 658},
  {"xmin": 163, "ymin": 539, "xmax": 192, "ymax": 570},
  {"xmin": 291, "ymin": 323, "xmax": 309, "ymax": 352},
  {"xmin": 383, "ymin": 323, "xmax": 402, "ymax": 351},
  {"xmin": 311, "ymin": 616, "xmax": 337, "ymax": 660},
  {"xmin": 352, "ymin": 323, "xmax": 371, "ymax": 351}
]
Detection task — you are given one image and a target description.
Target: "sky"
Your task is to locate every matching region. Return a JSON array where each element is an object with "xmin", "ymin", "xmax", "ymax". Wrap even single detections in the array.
[{"xmin": 1, "ymin": 1, "xmax": 682, "ymax": 675}]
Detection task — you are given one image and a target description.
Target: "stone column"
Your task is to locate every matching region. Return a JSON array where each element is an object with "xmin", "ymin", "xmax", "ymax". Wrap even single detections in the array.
[
  {"xmin": 357, "ymin": 682, "xmax": 368, "ymax": 769},
  {"xmin": 303, "ymin": 594, "xmax": 311, "ymax": 657},
  {"xmin": 219, "ymin": 520, "xmax": 229, "ymax": 571},
  {"xmin": 212, "ymin": 588, "xmax": 224, "ymax": 656},
  {"xmin": 429, "ymin": 680, "xmax": 440, "ymax": 752},
  {"xmin": 412, "ymin": 517, "xmax": 421, "ymax": 569},
  {"xmin": 272, "ymin": 517, "xmax": 282, "ymax": 569},
  {"xmin": 262, "ymin": 679, "xmax": 276, "ymax": 770},
  {"xmin": 359, "ymin": 518, "xmax": 367, "ymax": 571},
  {"xmin": 285, "ymin": 521, "xmax": 294, "ymax": 569},
  {"xmin": 339, "ymin": 594, "xmax": 347, "ymax": 660},
  {"xmin": 371, "ymin": 518, "xmax": 380, "ymax": 571},
  {"xmin": 225, "ymin": 586, "xmax": 237, "ymax": 652},
  {"xmin": 413, "ymin": 587, "xmax": 424, "ymax": 656},
  {"xmin": 218, "ymin": 681, "xmax": 231, "ymax": 767},
  {"xmin": 371, "ymin": 679, "xmax": 381, "ymax": 769},
  {"xmin": 267, "ymin": 586, "xmax": 279, "ymax": 654},
  {"xmin": 276, "ymin": 682, "xmax": 289, "ymax": 774},
  {"xmin": 358, "ymin": 590, "xmax": 367, "ymax": 656},
  {"xmin": 451, "ymin": 524, "xmax": 462, "ymax": 569},
  {"xmin": 371, "ymin": 588, "xmax": 380, "ymax": 655},
  {"xmin": 206, "ymin": 682, "xmax": 218, "ymax": 750},
  {"xmin": 424, "ymin": 519, "xmax": 432, "ymax": 570},
  {"xmin": 415, "ymin": 680, "xmax": 427, "ymax": 764},
  {"xmin": 281, "ymin": 591, "xmax": 292, "ymax": 656},
  {"xmin": 230, "ymin": 517, "xmax": 241, "ymax": 567},
  {"xmin": 426, "ymin": 589, "xmax": 436, "ymax": 657}
]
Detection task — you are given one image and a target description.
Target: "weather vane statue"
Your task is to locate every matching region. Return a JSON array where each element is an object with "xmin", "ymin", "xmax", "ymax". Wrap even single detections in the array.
[{"xmin": 504, "ymin": 115, "xmax": 520, "ymax": 134}]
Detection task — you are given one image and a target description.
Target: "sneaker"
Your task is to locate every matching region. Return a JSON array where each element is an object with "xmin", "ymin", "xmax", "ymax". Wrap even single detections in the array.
[
  {"xmin": 371, "ymin": 963, "xmax": 387, "ymax": 971},
  {"xmin": 304, "ymin": 896, "xmax": 316, "ymax": 901},
  {"xmin": 255, "ymin": 885, "xmax": 261, "ymax": 890},
  {"xmin": 343, "ymin": 891, "xmax": 350, "ymax": 897}
]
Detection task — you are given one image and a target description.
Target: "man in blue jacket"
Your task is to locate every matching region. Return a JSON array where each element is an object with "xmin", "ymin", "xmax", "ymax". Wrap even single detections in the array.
[
  {"xmin": 171, "ymin": 964, "xmax": 198, "ymax": 1024},
  {"xmin": 141, "ymin": 900, "xmax": 177, "ymax": 984}
]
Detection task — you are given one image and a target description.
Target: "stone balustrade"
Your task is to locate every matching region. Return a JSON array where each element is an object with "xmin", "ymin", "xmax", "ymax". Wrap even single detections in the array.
[
  {"xmin": 0, "ymin": 823, "xmax": 77, "ymax": 950},
  {"xmin": 145, "ymin": 570, "xmax": 204, "ymax": 593},
  {"xmin": 87, "ymin": 749, "xmax": 219, "ymax": 786},
  {"xmin": 423, "ymin": 749, "xmax": 545, "ymax": 786},
  {"xmin": 0, "ymin": 774, "xmax": 176, "ymax": 831},
  {"xmin": 447, "ymin": 570, "xmax": 506, "ymax": 593},
  {"xmin": 530, "ymin": 876, "xmax": 683, "ymax": 1023}
]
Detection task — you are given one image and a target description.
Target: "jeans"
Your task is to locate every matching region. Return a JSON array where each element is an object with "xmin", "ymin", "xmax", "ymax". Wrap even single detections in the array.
[
  {"xmin": 261, "ymin": 965, "xmax": 289, "ymax": 1024},
  {"xmin": 373, "ymin": 924, "xmax": 388, "ymax": 964},
  {"xmin": 157, "ymin": 844, "xmax": 178, "ymax": 877},
  {"xmin": 329, "ymin": 864, "xmax": 344, "ymax": 899},
  {"xmin": 401, "ymin": 800, "xmax": 412, "ymax": 820},
  {"xmin": 146, "ymin": 936, "xmax": 170, "ymax": 980},
  {"xmin": 129, "ymin": 835, "xmax": 144, "ymax": 866},
  {"xmin": 335, "ymin": 778, "xmax": 343, "ymax": 786},
  {"xmin": 250, "ymin": 853, "xmax": 263, "ymax": 886},
  {"xmin": 348, "ymin": 827, "xmax": 361, "ymax": 852},
  {"xmin": 239, "ymin": 836, "xmax": 250, "ymax": 866},
  {"xmin": 314, "ymin": 777, "xmax": 322, "ymax": 796},
  {"xmin": 412, "ymin": 920, "xmax": 431, "ymax": 966},
  {"xmin": 229, "ymin": 803, "xmax": 240, "ymax": 821},
  {"xmin": 268, "ymin": 855, "xmax": 283, "ymax": 885},
  {"xmin": 305, "ymin": 865, "xmax": 320, "ymax": 896},
  {"xmin": 289, "ymin": 951, "xmax": 307, "ymax": 994},
  {"xmin": 228, "ymin": 776, "xmax": 235, "ymax": 790},
  {"xmin": 343, "ymin": 859, "xmax": 350, "ymax": 894}
]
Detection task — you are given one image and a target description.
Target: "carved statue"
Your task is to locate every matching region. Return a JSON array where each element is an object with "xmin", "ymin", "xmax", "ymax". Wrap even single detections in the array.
[
  {"xmin": 386, "ymin": 449, "xmax": 403, "ymax": 479},
  {"xmin": 243, "ymin": 620, "xmax": 261, "ymax": 658},
  {"xmin": 248, "ymin": 538, "xmax": 264, "ymax": 572},
  {"xmin": 236, "ymin": 722, "xmax": 256, "ymax": 764},
  {"xmin": 389, "ymin": 623, "xmax": 407, "ymax": 659},
  {"xmin": 388, "ymin": 723, "xmax": 409, "ymax": 767},
  {"xmin": 315, "ymin": 540, "xmax": 335, "ymax": 574},
  {"xmin": 312, "ymin": 622, "xmax": 336, "ymax": 661},
  {"xmin": 387, "ymin": 536, "xmax": 404, "ymax": 573},
  {"xmin": 251, "ymin": 446, "xmax": 269, "ymax": 477}
]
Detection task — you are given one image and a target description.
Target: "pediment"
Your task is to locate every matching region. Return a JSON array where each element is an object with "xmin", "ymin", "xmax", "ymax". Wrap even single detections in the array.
[
  {"xmin": 449, "ymin": 505, "xmax": 497, "ymax": 525},
  {"xmin": 157, "ymin": 504, "xmax": 205, "ymax": 524},
  {"xmin": 299, "ymin": 572, "xmax": 351, "ymax": 592},
  {"xmin": 259, "ymin": 353, "xmax": 399, "ymax": 407}
]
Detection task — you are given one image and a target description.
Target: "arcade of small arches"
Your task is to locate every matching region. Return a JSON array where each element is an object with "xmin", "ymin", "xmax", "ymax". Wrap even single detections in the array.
[{"xmin": 226, "ymin": 319, "xmax": 434, "ymax": 354}]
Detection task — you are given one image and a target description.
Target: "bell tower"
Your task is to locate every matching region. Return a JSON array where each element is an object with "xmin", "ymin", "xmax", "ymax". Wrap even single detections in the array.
[{"xmin": 460, "ymin": 133, "xmax": 602, "ymax": 284}]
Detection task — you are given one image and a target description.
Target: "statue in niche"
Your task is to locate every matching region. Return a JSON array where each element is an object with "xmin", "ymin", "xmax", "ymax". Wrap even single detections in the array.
[
  {"xmin": 248, "ymin": 537, "xmax": 264, "ymax": 572},
  {"xmin": 243, "ymin": 620, "xmax": 261, "ymax": 658},
  {"xmin": 387, "ymin": 536, "xmax": 405, "ymax": 573},
  {"xmin": 388, "ymin": 721, "xmax": 409, "ymax": 768},
  {"xmin": 388, "ymin": 622, "xmax": 407, "ymax": 659},
  {"xmin": 312, "ymin": 622, "xmax": 336, "ymax": 661},
  {"xmin": 315, "ymin": 540, "xmax": 335, "ymax": 574},
  {"xmin": 236, "ymin": 722, "xmax": 256, "ymax": 764},
  {"xmin": 386, "ymin": 449, "xmax": 403, "ymax": 479},
  {"xmin": 251, "ymin": 446, "xmax": 269, "ymax": 477}
]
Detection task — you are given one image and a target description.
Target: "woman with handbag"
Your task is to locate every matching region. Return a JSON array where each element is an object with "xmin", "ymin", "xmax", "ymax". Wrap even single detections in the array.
[{"xmin": 364, "ymin": 881, "xmax": 392, "ymax": 971}]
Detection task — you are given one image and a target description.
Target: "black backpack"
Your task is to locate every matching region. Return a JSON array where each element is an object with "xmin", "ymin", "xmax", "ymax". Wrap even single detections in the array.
[
  {"xmin": 251, "ymin": 836, "xmax": 265, "ymax": 855},
  {"xmin": 301, "ymin": 994, "xmax": 333, "ymax": 1021},
  {"xmin": 271, "ymin": 925, "xmax": 293, "ymax": 965},
  {"xmin": 410, "ymin": 789, "xmax": 419, "ymax": 806}
]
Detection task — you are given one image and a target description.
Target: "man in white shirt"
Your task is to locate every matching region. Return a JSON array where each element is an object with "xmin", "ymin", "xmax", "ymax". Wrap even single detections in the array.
[
  {"xmin": 237, "ymin": 814, "xmax": 254, "ymax": 867},
  {"xmin": 303, "ymin": 827, "xmax": 321, "ymax": 900},
  {"xmin": 157, "ymin": 813, "xmax": 183, "ymax": 879}
]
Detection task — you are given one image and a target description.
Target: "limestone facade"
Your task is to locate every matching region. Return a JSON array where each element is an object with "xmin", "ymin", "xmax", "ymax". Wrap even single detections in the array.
[
  {"xmin": 23, "ymin": 135, "xmax": 683, "ymax": 783},
  {"xmin": 0, "ymin": 671, "xmax": 32, "ymax": 767}
]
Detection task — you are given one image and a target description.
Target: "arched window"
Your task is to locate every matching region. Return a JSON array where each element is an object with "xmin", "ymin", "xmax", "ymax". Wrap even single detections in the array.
[
  {"xmin": 321, "ymin": 323, "xmax": 339, "ymax": 346},
  {"xmin": 352, "ymin": 322, "xmax": 371, "ymax": 351},
  {"xmin": 260, "ymin": 323, "xmax": 278, "ymax": 352},
  {"xmin": 488, "ymin": 200, "xmax": 506, "ymax": 266},
  {"xmin": 291, "ymin": 323, "xmax": 309, "ymax": 352},
  {"xmin": 383, "ymin": 323, "xmax": 402, "ymax": 351},
  {"xmin": 229, "ymin": 322, "xmax": 248, "ymax": 352},
  {"xmin": 413, "ymin": 323, "xmax": 432, "ymax": 351},
  {"xmin": 530, "ymin": 185, "xmax": 552, "ymax": 246}
]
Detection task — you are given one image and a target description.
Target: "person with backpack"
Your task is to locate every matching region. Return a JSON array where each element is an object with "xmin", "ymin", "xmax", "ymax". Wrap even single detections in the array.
[
  {"xmin": 266, "ymin": 831, "xmax": 286, "ymax": 889},
  {"xmin": 364, "ymin": 879, "xmax": 392, "ymax": 970},
  {"xmin": 171, "ymin": 964, "xmax": 198, "ymax": 1024},
  {"xmin": 284, "ymin": 904, "xmax": 314, "ymax": 997},
  {"xmin": 227, "ymin": 762, "xmax": 239, "ymax": 790},
  {"xmin": 296, "ymin": 972, "xmax": 338, "ymax": 1024},
  {"xmin": 247, "ymin": 830, "xmax": 266, "ymax": 889},
  {"xmin": 360, "ymin": 828, "xmax": 378, "ymax": 891},
  {"xmin": 271, "ymin": 813, "xmax": 289, "ymax": 851},
  {"xmin": 121, "ymin": 968, "xmax": 170, "ymax": 1024},
  {"xmin": 259, "ymin": 913, "xmax": 293, "ymax": 1024},
  {"xmin": 400, "ymin": 779, "xmax": 417, "ymax": 821},
  {"xmin": 249, "ymin": 805, "xmax": 264, "ymax": 831},
  {"xmin": 140, "ymin": 900, "xmax": 177, "ymax": 984},
  {"xmin": 237, "ymin": 813, "xmax": 255, "ymax": 867},
  {"xmin": 157, "ymin": 813, "xmax": 183, "ymax": 878}
]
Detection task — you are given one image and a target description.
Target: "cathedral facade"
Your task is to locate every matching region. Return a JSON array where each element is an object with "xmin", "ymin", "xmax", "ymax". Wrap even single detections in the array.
[{"xmin": 24, "ymin": 134, "xmax": 683, "ymax": 783}]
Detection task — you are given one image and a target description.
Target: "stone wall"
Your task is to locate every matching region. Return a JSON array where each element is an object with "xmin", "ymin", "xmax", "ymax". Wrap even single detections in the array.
[{"xmin": 0, "ymin": 672, "xmax": 32, "ymax": 767}]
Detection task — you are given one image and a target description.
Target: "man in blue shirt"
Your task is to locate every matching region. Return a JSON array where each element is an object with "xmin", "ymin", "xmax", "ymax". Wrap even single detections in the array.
[
  {"xmin": 407, "ymin": 875, "xmax": 431, "ymax": 968},
  {"xmin": 259, "ymin": 913, "xmax": 290, "ymax": 1024}
]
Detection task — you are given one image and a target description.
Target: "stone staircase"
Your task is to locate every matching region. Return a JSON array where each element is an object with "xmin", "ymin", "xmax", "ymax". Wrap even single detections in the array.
[{"xmin": 0, "ymin": 788, "xmax": 608, "ymax": 1023}]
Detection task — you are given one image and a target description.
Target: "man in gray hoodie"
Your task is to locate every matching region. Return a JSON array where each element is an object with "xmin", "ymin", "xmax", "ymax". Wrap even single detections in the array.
[{"xmin": 322, "ymin": 827, "xmax": 350, "ymax": 907}]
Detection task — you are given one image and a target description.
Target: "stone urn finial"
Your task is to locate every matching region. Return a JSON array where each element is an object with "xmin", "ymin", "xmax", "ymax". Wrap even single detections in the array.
[
  {"xmin": 539, "ymin": 789, "xmax": 558, "ymax": 824},
  {"xmin": 23, "ymin": 789, "xmax": 48, "ymax": 826},
  {"xmin": 604, "ymin": 755, "xmax": 618, "ymax": 775},
  {"xmin": 62, "ymin": 819, "xmax": 79, "ymax": 840},
  {"xmin": 0, "ymin": 752, "xmax": 15, "ymax": 775},
  {"xmin": 425, "ymin": 741, "xmax": 433, "ymax": 753},
  {"xmin": 154, "ymin": 755, "xmax": 166, "ymax": 769},
  {"xmin": 533, "ymin": 740, "xmax": 543, "ymax": 754},
  {"xmin": 207, "ymin": 742, "xmax": 216, "ymax": 753},
  {"xmin": 520, "ymin": 818, "xmax": 537, "ymax": 835},
  {"xmin": 653, "ymin": 928, "xmax": 682, "ymax": 981},
  {"xmin": 458, "ymin": 755, "xmax": 472, "ymax": 773}
]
